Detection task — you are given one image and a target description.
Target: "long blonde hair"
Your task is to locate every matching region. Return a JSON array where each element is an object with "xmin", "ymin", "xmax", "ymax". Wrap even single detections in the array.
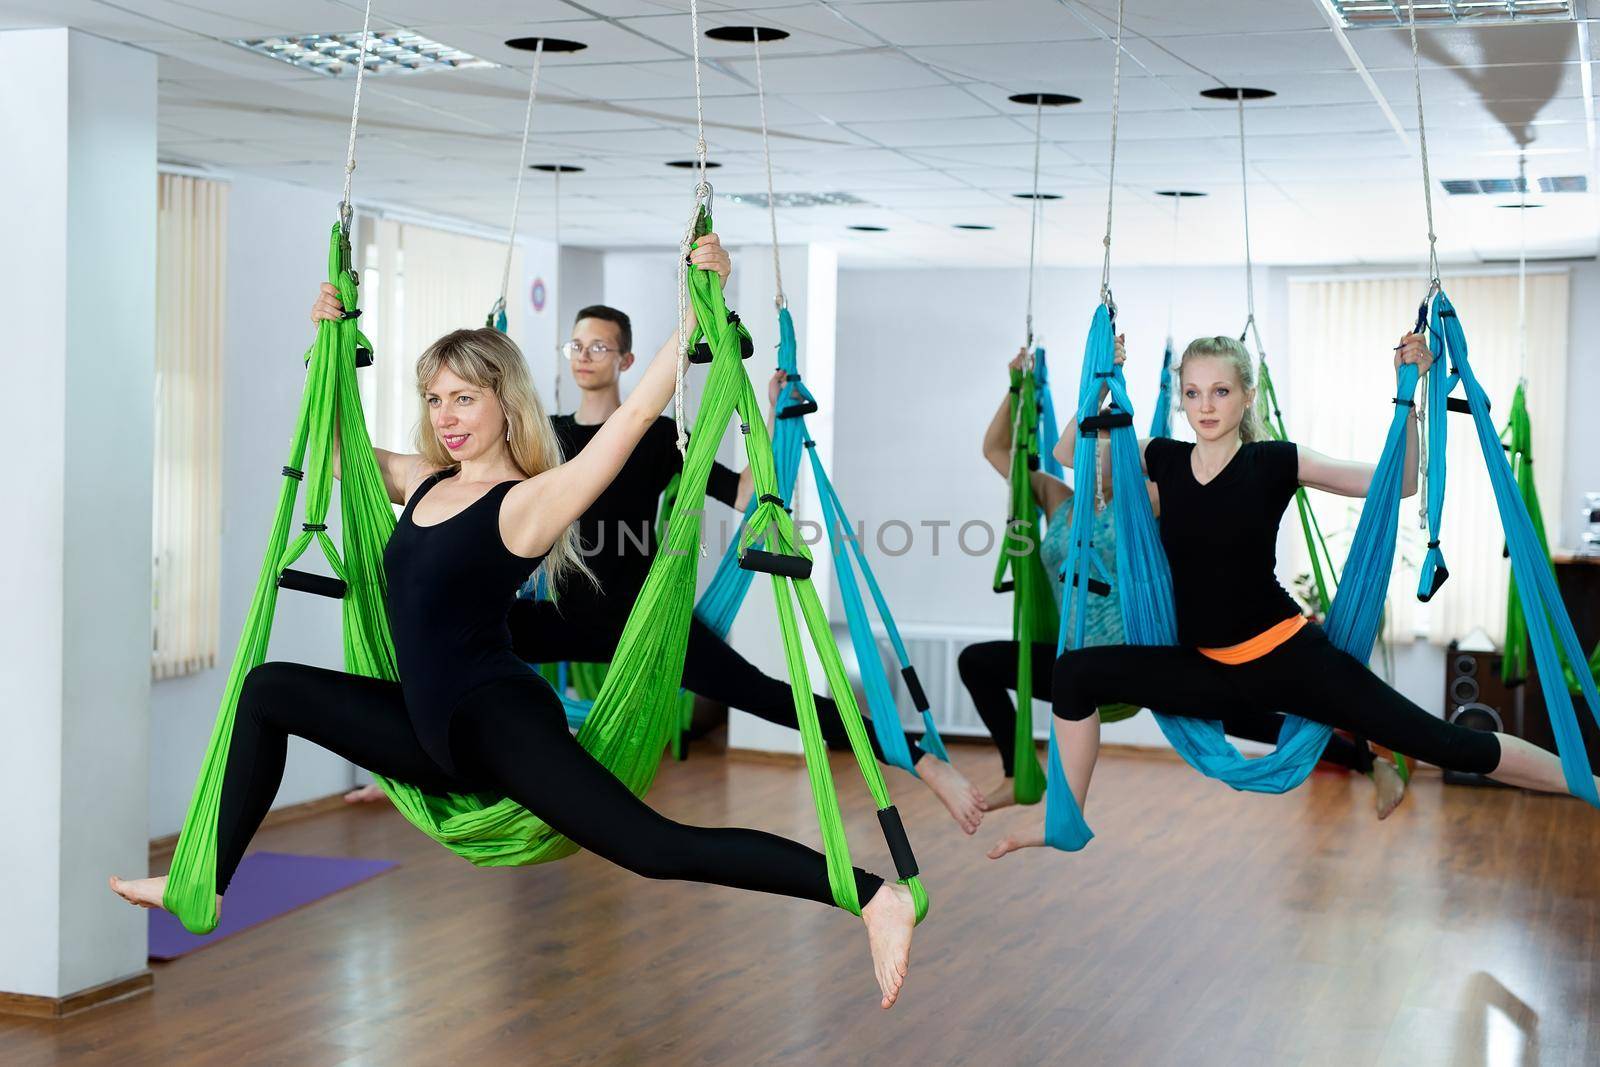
[
  {"xmin": 414, "ymin": 327, "xmax": 593, "ymax": 593},
  {"xmin": 1177, "ymin": 335, "xmax": 1269, "ymax": 444}
]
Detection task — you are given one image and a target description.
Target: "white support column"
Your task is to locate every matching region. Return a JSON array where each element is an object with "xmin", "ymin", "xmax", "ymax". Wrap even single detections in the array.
[
  {"xmin": 724, "ymin": 243, "xmax": 840, "ymax": 754},
  {"xmin": 0, "ymin": 29, "xmax": 156, "ymax": 1007}
]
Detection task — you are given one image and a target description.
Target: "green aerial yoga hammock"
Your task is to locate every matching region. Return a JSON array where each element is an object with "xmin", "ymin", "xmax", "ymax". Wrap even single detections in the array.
[
  {"xmin": 165, "ymin": 211, "xmax": 927, "ymax": 934},
  {"xmin": 1499, "ymin": 381, "xmax": 1600, "ymax": 690},
  {"xmin": 992, "ymin": 362, "xmax": 1056, "ymax": 805}
]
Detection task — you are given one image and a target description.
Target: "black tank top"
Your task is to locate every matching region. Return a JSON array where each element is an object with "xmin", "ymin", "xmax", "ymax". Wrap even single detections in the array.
[
  {"xmin": 383, "ymin": 469, "xmax": 545, "ymax": 772},
  {"xmin": 1142, "ymin": 438, "xmax": 1303, "ymax": 648}
]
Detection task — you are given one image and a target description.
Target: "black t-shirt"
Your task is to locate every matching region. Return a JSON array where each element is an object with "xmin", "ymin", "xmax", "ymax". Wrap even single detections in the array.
[
  {"xmin": 1143, "ymin": 437, "xmax": 1303, "ymax": 648},
  {"xmin": 551, "ymin": 414, "xmax": 741, "ymax": 624}
]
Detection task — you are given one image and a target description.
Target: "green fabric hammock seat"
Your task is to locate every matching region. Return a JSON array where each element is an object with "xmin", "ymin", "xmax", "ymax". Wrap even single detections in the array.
[{"xmin": 163, "ymin": 216, "xmax": 928, "ymax": 934}]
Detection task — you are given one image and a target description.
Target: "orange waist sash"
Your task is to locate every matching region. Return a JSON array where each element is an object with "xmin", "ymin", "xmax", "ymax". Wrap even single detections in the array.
[{"xmin": 1197, "ymin": 615, "xmax": 1308, "ymax": 665}]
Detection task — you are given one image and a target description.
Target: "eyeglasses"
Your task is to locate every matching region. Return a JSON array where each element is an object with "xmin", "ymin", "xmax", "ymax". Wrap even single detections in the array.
[{"xmin": 559, "ymin": 340, "xmax": 618, "ymax": 362}]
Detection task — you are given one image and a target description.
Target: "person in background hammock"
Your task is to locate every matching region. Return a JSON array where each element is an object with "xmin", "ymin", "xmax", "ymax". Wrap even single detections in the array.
[
  {"xmin": 988, "ymin": 332, "xmax": 1600, "ymax": 858},
  {"xmin": 349, "ymin": 302, "xmax": 986, "ymax": 834},
  {"xmin": 108, "ymin": 235, "xmax": 918, "ymax": 1011},
  {"xmin": 962, "ymin": 346, "xmax": 1406, "ymax": 817}
]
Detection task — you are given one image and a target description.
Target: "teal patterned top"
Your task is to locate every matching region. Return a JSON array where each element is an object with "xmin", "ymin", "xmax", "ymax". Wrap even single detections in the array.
[{"xmin": 1040, "ymin": 498, "xmax": 1124, "ymax": 648}]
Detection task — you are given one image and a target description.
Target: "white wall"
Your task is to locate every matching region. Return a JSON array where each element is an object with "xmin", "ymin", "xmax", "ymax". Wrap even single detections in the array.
[
  {"xmin": 1, "ymin": 28, "xmax": 154, "ymax": 1000},
  {"xmin": 147, "ymin": 177, "xmax": 361, "ymax": 838}
]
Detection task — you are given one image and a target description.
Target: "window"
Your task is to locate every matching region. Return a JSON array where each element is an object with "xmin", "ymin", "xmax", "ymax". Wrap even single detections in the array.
[
  {"xmin": 152, "ymin": 175, "xmax": 227, "ymax": 678},
  {"xmin": 1284, "ymin": 270, "xmax": 1569, "ymax": 645}
]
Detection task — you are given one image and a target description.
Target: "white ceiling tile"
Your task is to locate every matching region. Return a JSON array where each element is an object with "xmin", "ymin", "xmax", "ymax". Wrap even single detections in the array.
[
  {"xmin": 831, "ymin": 0, "xmax": 1098, "ymax": 47},
  {"xmin": 718, "ymin": 51, "xmax": 953, "ymax": 93},
  {"xmin": 421, "ymin": 20, "xmax": 681, "ymax": 66}
]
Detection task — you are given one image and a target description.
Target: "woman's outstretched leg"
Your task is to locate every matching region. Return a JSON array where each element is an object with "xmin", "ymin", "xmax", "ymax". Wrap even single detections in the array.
[
  {"xmin": 111, "ymin": 661, "xmax": 461, "ymax": 914},
  {"xmin": 449, "ymin": 676, "xmax": 916, "ymax": 1008}
]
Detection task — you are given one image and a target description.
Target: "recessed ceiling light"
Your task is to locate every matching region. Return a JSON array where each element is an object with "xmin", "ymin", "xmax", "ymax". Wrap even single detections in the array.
[
  {"xmin": 728, "ymin": 192, "xmax": 865, "ymax": 209},
  {"xmin": 1008, "ymin": 93, "xmax": 1081, "ymax": 107},
  {"xmin": 1154, "ymin": 190, "xmax": 1208, "ymax": 198},
  {"xmin": 504, "ymin": 37, "xmax": 587, "ymax": 53},
  {"xmin": 232, "ymin": 30, "xmax": 493, "ymax": 77},
  {"xmin": 1199, "ymin": 86, "xmax": 1276, "ymax": 101},
  {"xmin": 848, "ymin": 225, "xmax": 888, "ymax": 232},
  {"xmin": 667, "ymin": 160, "xmax": 722, "ymax": 169},
  {"xmin": 705, "ymin": 26, "xmax": 791, "ymax": 43},
  {"xmin": 1322, "ymin": 1, "xmax": 1573, "ymax": 29},
  {"xmin": 954, "ymin": 224, "xmax": 995, "ymax": 230},
  {"xmin": 530, "ymin": 164, "xmax": 584, "ymax": 173},
  {"xmin": 1496, "ymin": 203, "xmax": 1545, "ymax": 209},
  {"xmin": 1013, "ymin": 192, "xmax": 1062, "ymax": 201}
]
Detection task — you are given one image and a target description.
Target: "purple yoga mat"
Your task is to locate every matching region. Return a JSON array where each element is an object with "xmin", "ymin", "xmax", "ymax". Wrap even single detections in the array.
[{"xmin": 148, "ymin": 851, "xmax": 397, "ymax": 961}]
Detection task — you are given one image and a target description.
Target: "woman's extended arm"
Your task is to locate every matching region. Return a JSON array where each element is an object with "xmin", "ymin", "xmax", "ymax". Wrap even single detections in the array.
[{"xmin": 500, "ymin": 234, "xmax": 731, "ymax": 557}]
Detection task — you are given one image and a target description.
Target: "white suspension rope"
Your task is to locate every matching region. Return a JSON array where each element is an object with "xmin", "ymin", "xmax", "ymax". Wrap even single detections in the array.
[
  {"xmin": 496, "ymin": 39, "xmax": 545, "ymax": 318},
  {"xmin": 1517, "ymin": 154, "xmax": 1529, "ymax": 385},
  {"xmin": 1406, "ymin": 0, "xmax": 1441, "ymax": 527},
  {"xmin": 674, "ymin": 0, "xmax": 714, "ymax": 454},
  {"xmin": 752, "ymin": 30, "xmax": 785, "ymax": 308},
  {"xmin": 1234, "ymin": 90, "xmax": 1266, "ymax": 360},
  {"xmin": 1024, "ymin": 96, "xmax": 1043, "ymax": 350},
  {"xmin": 1166, "ymin": 192, "xmax": 1182, "ymax": 343},
  {"xmin": 338, "ymin": 0, "xmax": 375, "ymax": 235},
  {"xmin": 1098, "ymin": 0, "xmax": 1126, "ymax": 311},
  {"xmin": 553, "ymin": 164, "xmax": 564, "ymax": 413},
  {"xmin": 1406, "ymin": 0, "xmax": 1441, "ymax": 285}
]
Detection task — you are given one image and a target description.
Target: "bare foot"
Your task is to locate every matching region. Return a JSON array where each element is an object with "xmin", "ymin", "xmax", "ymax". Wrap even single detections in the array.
[
  {"xmin": 107, "ymin": 875, "xmax": 222, "ymax": 922},
  {"xmin": 983, "ymin": 779, "xmax": 1018, "ymax": 812},
  {"xmin": 1372, "ymin": 759, "xmax": 1407, "ymax": 820},
  {"xmin": 917, "ymin": 758, "xmax": 985, "ymax": 834},
  {"xmin": 985, "ymin": 819, "xmax": 1046, "ymax": 860},
  {"xmin": 344, "ymin": 784, "xmax": 386, "ymax": 804},
  {"xmin": 861, "ymin": 882, "xmax": 915, "ymax": 1010}
]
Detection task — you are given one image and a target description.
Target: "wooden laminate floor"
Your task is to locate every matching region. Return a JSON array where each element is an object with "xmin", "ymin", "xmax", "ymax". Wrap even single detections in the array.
[{"xmin": 4, "ymin": 742, "xmax": 1596, "ymax": 1066}]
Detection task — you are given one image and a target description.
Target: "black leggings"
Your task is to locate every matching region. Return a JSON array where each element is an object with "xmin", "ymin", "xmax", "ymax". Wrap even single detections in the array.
[
  {"xmin": 508, "ymin": 599, "xmax": 923, "ymax": 767},
  {"xmin": 958, "ymin": 640, "xmax": 1375, "ymax": 777},
  {"xmin": 1050, "ymin": 625, "xmax": 1502, "ymax": 774},
  {"xmin": 216, "ymin": 661, "xmax": 884, "ymax": 907}
]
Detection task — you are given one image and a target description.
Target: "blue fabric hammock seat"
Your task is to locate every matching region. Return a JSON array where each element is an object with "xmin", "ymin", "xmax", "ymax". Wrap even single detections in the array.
[
  {"xmin": 1413, "ymin": 289, "xmax": 1600, "ymax": 804},
  {"xmin": 1043, "ymin": 302, "xmax": 1408, "ymax": 851},
  {"xmin": 694, "ymin": 305, "xmax": 950, "ymax": 774}
]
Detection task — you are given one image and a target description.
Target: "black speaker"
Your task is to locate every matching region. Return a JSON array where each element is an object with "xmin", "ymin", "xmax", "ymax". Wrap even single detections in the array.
[
  {"xmin": 1442, "ymin": 648, "xmax": 1509, "ymax": 786},
  {"xmin": 1444, "ymin": 642, "xmax": 1600, "ymax": 784}
]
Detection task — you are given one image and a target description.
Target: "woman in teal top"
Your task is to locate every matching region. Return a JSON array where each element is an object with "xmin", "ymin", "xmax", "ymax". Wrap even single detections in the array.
[{"xmin": 960, "ymin": 348, "xmax": 1374, "ymax": 811}]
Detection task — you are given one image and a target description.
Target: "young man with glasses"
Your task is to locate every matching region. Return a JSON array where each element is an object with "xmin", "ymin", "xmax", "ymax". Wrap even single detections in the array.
[{"xmin": 526, "ymin": 304, "xmax": 985, "ymax": 834}]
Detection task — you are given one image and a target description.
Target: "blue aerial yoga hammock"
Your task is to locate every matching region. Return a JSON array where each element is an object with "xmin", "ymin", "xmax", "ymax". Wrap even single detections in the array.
[
  {"xmin": 1414, "ymin": 289, "xmax": 1600, "ymax": 804},
  {"xmin": 1042, "ymin": 301, "xmax": 1421, "ymax": 851},
  {"xmin": 694, "ymin": 305, "xmax": 950, "ymax": 773},
  {"xmin": 1149, "ymin": 337, "xmax": 1175, "ymax": 439}
]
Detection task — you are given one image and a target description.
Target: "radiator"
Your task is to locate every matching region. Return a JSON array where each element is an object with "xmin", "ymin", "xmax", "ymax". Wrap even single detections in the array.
[{"xmin": 829, "ymin": 620, "xmax": 1058, "ymax": 741}]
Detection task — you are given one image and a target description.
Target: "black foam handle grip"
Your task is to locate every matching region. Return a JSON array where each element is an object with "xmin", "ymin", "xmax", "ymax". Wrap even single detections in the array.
[
  {"xmin": 739, "ymin": 549, "xmax": 813, "ymax": 580},
  {"xmin": 900, "ymin": 666, "xmax": 930, "ymax": 713},
  {"xmin": 1027, "ymin": 454, "xmax": 1040, "ymax": 471},
  {"xmin": 1079, "ymin": 411, "xmax": 1134, "ymax": 434},
  {"xmin": 778, "ymin": 399, "xmax": 819, "ymax": 419},
  {"xmin": 356, "ymin": 347, "xmax": 374, "ymax": 368},
  {"xmin": 689, "ymin": 312, "xmax": 756, "ymax": 365},
  {"xmin": 877, "ymin": 805, "xmax": 919, "ymax": 881},
  {"xmin": 1418, "ymin": 565, "xmax": 1449, "ymax": 603},
  {"xmin": 1062, "ymin": 573, "xmax": 1112, "ymax": 597},
  {"xmin": 993, "ymin": 580, "xmax": 1015, "ymax": 594},
  {"xmin": 1446, "ymin": 396, "xmax": 1480, "ymax": 415},
  {"xmin": 278, "ymin": 568, "xmax": 347, "ymax": 600}
]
